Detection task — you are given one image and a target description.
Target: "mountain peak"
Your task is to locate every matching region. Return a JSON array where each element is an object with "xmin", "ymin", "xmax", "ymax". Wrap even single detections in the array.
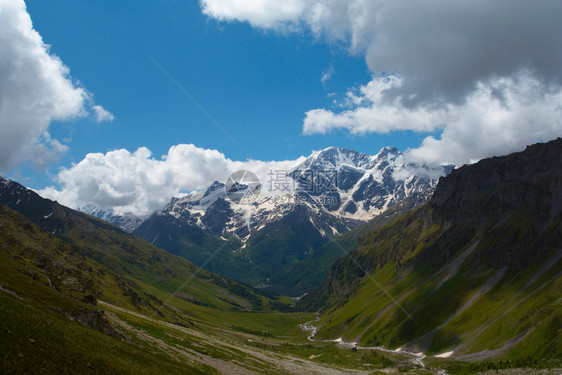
[
  {"xmin": 318, "ymin": 146, "xmax": 366, "ymax": 156},
  {"xmin": 296, "ymin": 147, "xmax": 374, "ymax": 172},
  {"xmin": 204, "ymin": 181, "xmax": 225, "ymax": 197},
  {"xmin": 377, "ymin": 146, "xmax": 400, "ymax": 156}
]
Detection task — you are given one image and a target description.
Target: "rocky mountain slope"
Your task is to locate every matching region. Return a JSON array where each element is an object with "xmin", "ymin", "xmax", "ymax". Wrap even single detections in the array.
[
  {"xmin": 299, "ymin": 138, "xmax": 562, "ymax": 360},
  {"xmin": 80, "ymin": 205, "xmax": 145, "ymax": 233},
  {"xmin": 271, "ymin": 192, "xmax": 431, "ymax": 296},
  {"xmin": 132, "ymin": 146, "xmax": 448, "ymax": 291}
]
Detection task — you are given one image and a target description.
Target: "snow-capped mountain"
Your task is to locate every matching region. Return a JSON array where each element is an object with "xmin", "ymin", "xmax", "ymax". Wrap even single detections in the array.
[
  {"xmin": 290, "ymin": 146, "xmax": 444, "ymax": 219},
  {"xmin": 151, "ymin": 146, "xmax": 447, "ymax": 239},
  {"xmin": 80, "ymin": 146, "xmax": 446, "ymax": 236},
  {"xmin": 80, "ymin": 205, "xmax": 144, "ymax": 233},
  {"xmin": 130, "ymin": 146, "xmax": 450, "ymax": 290}
]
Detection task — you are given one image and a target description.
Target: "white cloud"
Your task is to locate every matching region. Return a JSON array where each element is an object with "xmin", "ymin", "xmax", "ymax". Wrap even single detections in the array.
[
  {"xmin": 303, "ymin": 75, "xmax": 443, "ymax": 135},
  {"xmin": 405, "ymin": 74, "xmax": 562, "ymax": 166},
  {"xmin": 93, "ymin": 105, "xmax": 115, "ymax": 123},
  {"xmin": 0, "ymin": 0, "xmax": 113, "ymax": 173},
  {"xmin": 304, "ymin": 72, "xmax": 562, "ymax": 166},
  {"xmin": 201, "ymin": 0, "xmax": 562, "ymax": 166},
  {"xmin": 200, "ymin": 0, "xmax": 307, "ymax": 29},
  {"xmin": 39, "ymin": 144, "xmax": 305, "ymax": 216},
  {"xmin": 320, "ymin": 66, "xmax": 334, "ymax": 85}
]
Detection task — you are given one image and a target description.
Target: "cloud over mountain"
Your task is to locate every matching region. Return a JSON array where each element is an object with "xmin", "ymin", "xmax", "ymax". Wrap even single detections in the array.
[
  {"xmin": 201, "ymin": 0, "xmax": 562, "ymax": 166},
  {"xmin": 39, "ymin": 144, "xmax": 304, "ymax": 216}
]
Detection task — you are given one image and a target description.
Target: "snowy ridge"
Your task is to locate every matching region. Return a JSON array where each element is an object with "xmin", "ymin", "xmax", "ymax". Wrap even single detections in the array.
[
  {"xmin": 78, "ymin": 146, "xmax": 449, "ymax": 235},
  {"xmin": 80, "ymin": 205, "xmax": 145, "ymax": 233},
  {"xmin": 151, "ymin": 146, "xmax": 449, "ymax": 240},
  {"xmin": 289, "ymin": 146, "xmax": 446, "ymax": 220}
]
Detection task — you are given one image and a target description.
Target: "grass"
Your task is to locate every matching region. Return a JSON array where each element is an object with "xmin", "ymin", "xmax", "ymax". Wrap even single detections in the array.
[
  {"xmin": 311, "ymin": 231, "xmax": 561, "ymax": 358},
  {"xmin": 98, "ymin": 302, "xmax": 427, "ymax": 373},
  {"xmin": 0, "ymin": 292, "xmax": 208, "ymax": 375}
]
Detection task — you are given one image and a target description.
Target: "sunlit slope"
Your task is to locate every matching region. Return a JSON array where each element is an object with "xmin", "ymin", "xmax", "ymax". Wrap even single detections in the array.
[{"xmin": 300, "ymin": 139, "xmax": 562, "ymax": 359}]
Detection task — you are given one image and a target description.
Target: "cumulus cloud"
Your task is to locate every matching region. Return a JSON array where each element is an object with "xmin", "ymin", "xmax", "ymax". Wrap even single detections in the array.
[
  {"xmin": 304, "ymin": 72, "xmax": 562, "ymax": 165},
  {"xmin": 201, "ymin": 0, "xmax": 562, "ymax": 166},
  {"xmin": 201, "ymin": 0, "xmax": 307, "ymax": 29},
  {"xmin": 39, "ymin": 144, "xmax": 305, "ymax": 216},
  {"xmin": 93, "ymin": 105, "xmax": 115, "ymax": 123},
  {"xmin": 0, "ymin": 0, "xmax": 113, "ymax": 172},
  {"xmin": 404, "ymin": 74, "xmax": 562, "ymax": 166},
  {"xmin": 303, "ymin": 75, "xmax": 443, "ymax": 135}
]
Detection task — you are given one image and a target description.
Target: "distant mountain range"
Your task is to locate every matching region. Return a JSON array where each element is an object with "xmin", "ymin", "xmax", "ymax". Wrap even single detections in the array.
[
  {"xmin": 115, "ymin": 146, "xmax": 449, "ymax": 292},
  {"xmin": 299, "ymin": 138, "xmax": 562, "ymax": 360},
  {"xmin": 87, "ymin": 146, "xmax": 447, "ymax": 232},
  {"xmin": 80, "ymin": 205, "xmax": 146, "ymax": 233}
]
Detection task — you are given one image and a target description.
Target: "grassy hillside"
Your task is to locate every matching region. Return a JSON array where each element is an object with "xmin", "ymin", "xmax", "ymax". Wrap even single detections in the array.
[
  {"xmin": 0, "ymin": 202, "xmax": 292, "ymax": 327},
  {"xmin": 0, "ymin": 178, "xmax": 289, "ymax": 315},
  {"xmin": 299, "ymin": 139, "xmax": 562, "ymax": 360},
  {"xmin": 0, "ymin": 290, "xmax": 210, "ymax": 374},
  {"xmin": 308, "ymin": 208, "xmax": 561, "ymax": 357}
]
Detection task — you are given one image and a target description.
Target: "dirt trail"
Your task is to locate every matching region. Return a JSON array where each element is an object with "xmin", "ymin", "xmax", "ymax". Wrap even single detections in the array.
[
  {"xmin": 105, "ymin": 310, "xmax": 262, "ymax": 374},
  {"xmin": 99, "ymin": 301, "xmax": 371, "ymax": 375}
]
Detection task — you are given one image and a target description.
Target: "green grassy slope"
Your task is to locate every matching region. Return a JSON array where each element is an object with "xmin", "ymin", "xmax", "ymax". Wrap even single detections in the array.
[
  {"xmin": 0, "ymin": 202, "xmax": 322, "ymax": 373},
  {"xmin": 0, "ymin": 291, "xmax": 209, "ymax": 375},
  {"xmin": 299, "ymin": 139, "xmax": 562, "ymax": 360},
  {"xmin": 0, "ymin": 178, "xmax": 287, "ymax": 315},
  {"xmin": 0, "ymin": 203, "xmax": 291, "ymax": 329}
]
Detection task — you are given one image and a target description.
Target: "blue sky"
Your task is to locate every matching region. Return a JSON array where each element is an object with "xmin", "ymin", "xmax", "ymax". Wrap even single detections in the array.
[
  {"xmin": 1, "ymin": 0, "xmax": 560, "ymax": 215},
  {"xmin": 21, "ymin": 0, "xmax": 429, "ymax": 185}
]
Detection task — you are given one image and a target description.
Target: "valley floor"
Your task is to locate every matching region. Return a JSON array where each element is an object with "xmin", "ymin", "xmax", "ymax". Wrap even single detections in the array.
[
  {"xmin": 95, "ymin": 300, "xmax": 562, "ymax": 375},
  {"xmin": 99, "ymin": 300, "xmax": 392, "ymax": 374},
  {"xmin": 2, "ymin": 278, "xmax": 561, "ymax": 374}
]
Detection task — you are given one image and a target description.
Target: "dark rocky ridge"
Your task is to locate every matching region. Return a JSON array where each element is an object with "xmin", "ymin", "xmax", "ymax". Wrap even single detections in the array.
[
  {"xmin": 432, "ymin": 138, "xmax": 562, "ymax": 226},
  {"xmin": 301, "ymin": 138, "xmax": 562, "ymax": 311}
]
